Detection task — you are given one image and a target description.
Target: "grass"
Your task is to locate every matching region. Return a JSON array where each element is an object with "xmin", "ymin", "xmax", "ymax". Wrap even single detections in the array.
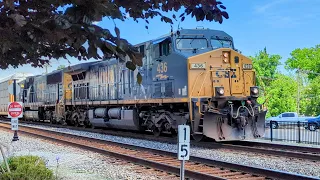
[{"xmin": 0, "ymin": 155, "xmax": 54, "ymax": 180}]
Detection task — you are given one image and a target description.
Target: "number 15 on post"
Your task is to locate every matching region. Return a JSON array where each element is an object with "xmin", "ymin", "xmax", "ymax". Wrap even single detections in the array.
[{"xmin": 178, "ymin": 125, "xmax": 190, "ymax": 160}]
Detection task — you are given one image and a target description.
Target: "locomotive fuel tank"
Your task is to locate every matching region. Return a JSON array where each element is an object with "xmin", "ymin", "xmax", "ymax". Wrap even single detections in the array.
[
  {"xmin": 108, "ymin": 108, "xmax": 121, "ymax": 119},
  {"xmin": 94, "ymin": 108, "xmax": 108, "ymax": 118},
  {"xmin": 88, "ymin": 108, "xmax": 141, "ymax": 131},
  {"xmin": 24, "ymin": 111, "xmax": 40, "ymax": 121}
]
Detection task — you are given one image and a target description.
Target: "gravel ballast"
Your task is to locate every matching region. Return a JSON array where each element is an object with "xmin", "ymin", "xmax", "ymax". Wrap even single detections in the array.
[
  {"xmin": 0, "ymin": 130, "xmax": 171, "ymax": 180},
  {"xmin": 15, "ymin": 122, "xmax": 320, "ymax": 178}
]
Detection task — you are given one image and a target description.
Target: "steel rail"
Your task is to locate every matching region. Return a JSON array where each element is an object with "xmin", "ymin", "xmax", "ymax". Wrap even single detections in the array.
[
  {"xmin": 202, "ymin": 142, "xmax": 320, "ymax": 162},
  {"xmin": 224, "ymin": 141, "xmax": 320, "ymax": 154},
  {"xmin": 0, "ymin": 123, "xmax": 318, "ymax": 180}
]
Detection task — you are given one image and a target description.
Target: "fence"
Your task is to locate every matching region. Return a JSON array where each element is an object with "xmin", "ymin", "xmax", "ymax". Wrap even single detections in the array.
[{"xmin": 263, "ymin": 120, "xmax": 320, "ymax": 145}]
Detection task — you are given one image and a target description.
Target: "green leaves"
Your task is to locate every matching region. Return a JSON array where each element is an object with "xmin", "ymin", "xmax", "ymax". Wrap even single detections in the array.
[
  {"xmin": 250, "ymin": 47, "xmax": 281, "ymax": 88},
  {"xmin": 0, "ymin": 0, "xmax": 229, "ymax": 70},
  {"xmin": 283, "ymin": 45, "xmax": 320, "ymax": 116},
  {"xmin": 264, "ymin": 74, "xmax": 298, "ymax": 117},
  {"xmin": 251, "ymin": 48, "xmax": 289, "ymax": 118},
  {"xmin": 285, "ymin": 45, "xmax": 320, "ymax": 80},
  {"xmin": 300, "ymin": 76, "xmax": 320, "ymax": 116},
  {"xmin": 126, "ymin": 61, "xmax": 136, "ymax": 71},
  {"xmin": 137, "ymin": 72, "xmax": 142, "ymax": 85},
  {"xmin": 252, "ymin": 45, "xmax": 320, "ymax": 117}
]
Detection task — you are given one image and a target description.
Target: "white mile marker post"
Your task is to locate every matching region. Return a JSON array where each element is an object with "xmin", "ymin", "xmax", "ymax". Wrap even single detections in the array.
[{"xmin": 178, "ymin": 124, "xmax": 190, "ymax": 180}]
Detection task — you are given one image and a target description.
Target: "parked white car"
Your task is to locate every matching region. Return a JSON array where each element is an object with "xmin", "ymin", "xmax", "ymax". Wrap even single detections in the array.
[{"xmin": 265, "ymin": 112, "xmax": 312, "ymax": 129}]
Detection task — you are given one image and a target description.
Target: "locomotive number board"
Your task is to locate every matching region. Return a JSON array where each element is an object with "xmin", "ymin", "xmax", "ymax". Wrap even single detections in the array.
[{"xmin": 190, "ymin": 63, "xmax": 206, "ymax": 70}]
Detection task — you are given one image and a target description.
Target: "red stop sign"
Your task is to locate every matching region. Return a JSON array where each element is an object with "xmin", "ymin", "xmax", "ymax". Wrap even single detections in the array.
[{"xmin": 8, "ymin": 102, "xmax": 23, "ymax": 118}]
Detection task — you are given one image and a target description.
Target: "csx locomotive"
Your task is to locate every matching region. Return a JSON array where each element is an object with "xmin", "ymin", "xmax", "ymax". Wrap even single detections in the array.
[{"xmin": 6, "ymin": 28, "xmax": 267, "ymax": 141}]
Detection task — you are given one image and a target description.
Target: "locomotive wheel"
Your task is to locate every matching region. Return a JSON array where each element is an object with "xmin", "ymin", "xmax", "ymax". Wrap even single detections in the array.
[
  {"xmin": 72, "ymin": 114, "xmax": 80, "ymax": 127},
  {"xmin": 170, "ymin": 128, "xmax": 177, "ymax": 137},
  {"xmin": 152, "ymin": 126, "xmax": 161, "ymax": 137},
  {"xmin": 192, "ymin": 133, "xmax": 204, "ymax": 142},
  {"xmin": 83, "ymin": 120, "xmax": 91, "ymax": 128},
  {"xmin": 50, "ymin": 119, "xmax": 57, "ymax": 124},
  {"xmin": 60, "ymin": 119, "xmax": 67, "ymax": 126}
]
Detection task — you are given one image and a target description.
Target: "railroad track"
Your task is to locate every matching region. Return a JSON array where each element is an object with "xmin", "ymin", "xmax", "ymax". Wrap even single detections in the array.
[
  {"xmin": 1, "ymin": 119, "xmax": 320, "ymax": 163},
  {"xmin": 2, "ymin": 119, "xmax": 320, "ymax": 163},
  {"xmin": 0, "ymin": 122, "xmax": 318, "ymax": 180}
]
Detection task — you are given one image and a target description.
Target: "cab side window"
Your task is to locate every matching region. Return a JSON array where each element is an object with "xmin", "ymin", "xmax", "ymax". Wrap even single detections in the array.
[
  {"xmin": 139, "ymin": 45, "xmax": 145, "ymax": 57},
  {"xmin": 154, "ymin": 38, "xmax": 172, "ymax": 58},
  {"xmin": 159, "ymin": 40, "xmax": 171, "ymax": 56}
]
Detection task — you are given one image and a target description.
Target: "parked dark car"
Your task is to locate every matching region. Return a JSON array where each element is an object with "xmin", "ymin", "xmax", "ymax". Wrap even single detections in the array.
[{"xmin": 306, "ymin": 115, "xmax": 320, "ymax": 131}]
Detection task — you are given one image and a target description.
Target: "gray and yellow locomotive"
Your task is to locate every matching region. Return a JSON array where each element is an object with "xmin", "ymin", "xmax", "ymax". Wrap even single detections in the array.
[{"xmin": 20, "ymin": 27, "xmax": 267, "ymax": 141}]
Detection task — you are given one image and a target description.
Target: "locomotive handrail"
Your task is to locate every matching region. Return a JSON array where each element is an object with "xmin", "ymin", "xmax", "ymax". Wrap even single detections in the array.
[
  {"xmin": 189, "ymin": 70, "xmax": 210, "ymax": 116},
  {"xmin": 196, "ymin": 71, "xmax": 211, "ymax": 116},
  {"xmin": 197, "ymin": 71, "xmax": 210, "ymax": 97},
  {"xmin": 190, "ymin": 71, "xmax": 205, "ymax": 97},
  {"xmin": 189, "ymin": 71, "xmax": 204, "ymax": 121}
]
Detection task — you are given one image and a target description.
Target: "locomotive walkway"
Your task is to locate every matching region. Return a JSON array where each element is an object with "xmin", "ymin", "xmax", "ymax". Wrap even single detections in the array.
[{"xmin": 0, "ymin": 122, "xmax": 318, "ymax": 180}]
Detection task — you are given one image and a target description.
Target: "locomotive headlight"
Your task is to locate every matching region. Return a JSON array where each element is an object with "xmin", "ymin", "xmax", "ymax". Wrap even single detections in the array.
[
  {"xmin": 215, "ymin": 87, "xmax": 225, "ymax": 96},
  {"xmin": 250, "ymin": 86, "xmax": 259, "ymax": 97},
  {"xmin": 222, "ymin": 52, "xmax": 230, "ymax": 63}
]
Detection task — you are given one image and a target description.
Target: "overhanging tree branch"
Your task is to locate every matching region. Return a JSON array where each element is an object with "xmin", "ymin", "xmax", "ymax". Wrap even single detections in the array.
[{"xmin": 0, "ymin": 0, "xmax": 229, "ymax": 72}]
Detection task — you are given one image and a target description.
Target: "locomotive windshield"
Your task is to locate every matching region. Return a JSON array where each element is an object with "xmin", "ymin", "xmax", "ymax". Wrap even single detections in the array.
[
  {"xmin": 211, "ymin": 39, "xmax": 233, "ymax": 49},
  {"xmin": 176, "ymin": 38, "xmax": 208, "ymax": 50}
]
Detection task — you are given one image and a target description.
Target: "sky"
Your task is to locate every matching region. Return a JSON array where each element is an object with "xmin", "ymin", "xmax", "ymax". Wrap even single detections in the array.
[{"xmin": 1, "ymin": 0, "xmax": 319, "ymax": 78}]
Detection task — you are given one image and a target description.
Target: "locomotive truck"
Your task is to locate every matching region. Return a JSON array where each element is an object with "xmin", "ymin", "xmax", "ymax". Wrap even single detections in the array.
[{"xmin": 1, "ymin": 27, "xmax": 267, "ymax": 142}]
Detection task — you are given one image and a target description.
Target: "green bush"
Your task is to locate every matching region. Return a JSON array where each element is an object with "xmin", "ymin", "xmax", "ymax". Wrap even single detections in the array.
[{"xmin": 0, "ymin": 155, "xmax": 53, "ymax": 180}]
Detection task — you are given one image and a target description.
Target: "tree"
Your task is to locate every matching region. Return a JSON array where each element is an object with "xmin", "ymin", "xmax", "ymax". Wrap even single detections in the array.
[
  {"xmin": 300, "ymin": 76, "xmax": 320, "ymax": 116},
  {"xmin": 285, "ymin": 44, "xmax": 320, "ymax": 116},
  {"xmin": 57, "ymin": 65, "xmax": 65, "ymax": 70},
  {"xmin": 249, "ymin": 48, "xmax": 300, "ymax": 118},
  {"xmin": 264, "ymin": 74, "xmax": 297, "ymax": 117},
  {"xmin": 0, "ymin": 0, "xmax": 229, "ymax": 80},
  {"xmin": 249, "ymin": 47, "xmax": 282, "ymax": 109},
  {"xmin": 250, "ymin": 47, "xmax": 282, "ymax": 88},
  {"xmin": 286, "ymin": 44, "xmax": 320, "ymax": 80}
]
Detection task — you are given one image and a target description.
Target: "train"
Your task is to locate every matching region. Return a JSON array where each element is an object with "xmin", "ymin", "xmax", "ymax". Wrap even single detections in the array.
[
  {"xmin": 0, "ymin": 27, "xmax": 267, "ymax": 142},
  {"xmin": 0, "ymin": 73, "xmax": 33, "ymax": 116}
]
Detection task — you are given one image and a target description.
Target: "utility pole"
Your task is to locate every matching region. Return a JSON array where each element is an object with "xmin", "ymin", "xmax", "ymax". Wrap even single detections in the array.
[
  {"xmin": 297, "ymin": 68, "xmax": 300, "ymax": 116},
  {"xmin": 12, "ymin": 79, "xmax": 19, "ymax": 141},
  {"xmin": 45, "ymin": 64, "xmax": 48, "ymax": 74}
]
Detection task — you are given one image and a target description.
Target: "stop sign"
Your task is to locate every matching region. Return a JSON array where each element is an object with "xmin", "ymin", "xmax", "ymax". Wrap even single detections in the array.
[{"xmin": 8, "ymin": 102, "xmax": 23, "ymax": 118}]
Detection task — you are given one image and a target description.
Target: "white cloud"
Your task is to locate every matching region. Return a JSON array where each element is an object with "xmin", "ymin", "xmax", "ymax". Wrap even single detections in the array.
[
  {"xmin": 251, "ymin": 0, "xmax": 320, "ymax": 28},
  {"xmin": 254, "ymin": 0, "xmax": 289, "ymax": 14}
]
